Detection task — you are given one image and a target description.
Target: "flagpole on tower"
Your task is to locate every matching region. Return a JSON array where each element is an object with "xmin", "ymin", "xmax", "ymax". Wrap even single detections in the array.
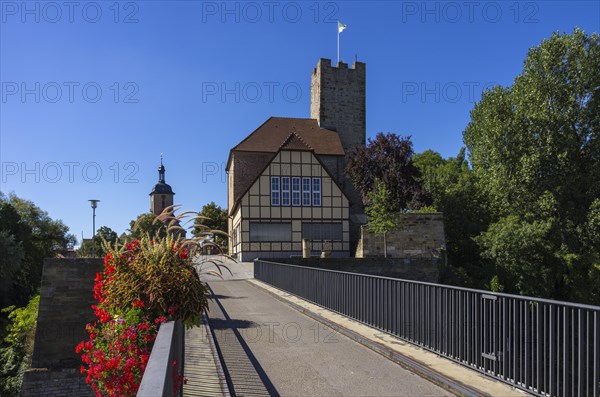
[
  {"xmin": 337, "ymin": 21, "xmax": 347, "ymax": 65},
  {"xmin": 337, "ymin": 22, "xmax": 340, "ymax": 64}
]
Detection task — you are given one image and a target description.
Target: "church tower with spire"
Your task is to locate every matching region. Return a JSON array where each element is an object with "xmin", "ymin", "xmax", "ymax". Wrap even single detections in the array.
[{"xmin": 149, "ymin": 155, "xmax": 174, "ymax": 215}]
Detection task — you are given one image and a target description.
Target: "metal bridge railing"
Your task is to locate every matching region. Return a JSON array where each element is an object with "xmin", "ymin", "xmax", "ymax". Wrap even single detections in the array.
[{"xmin": 254, "ymin": 259, "xmax": 600, "ymax": 397}]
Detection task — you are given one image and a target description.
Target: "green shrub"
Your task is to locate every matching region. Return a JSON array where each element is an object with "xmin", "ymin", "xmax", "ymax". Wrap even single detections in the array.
[{"xmin": 0, "ymin": 295, "xmax": 39, "ymax": 397}]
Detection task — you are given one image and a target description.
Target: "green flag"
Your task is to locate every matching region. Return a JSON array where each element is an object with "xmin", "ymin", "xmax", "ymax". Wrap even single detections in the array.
[{"xmin": 338, "ymin": 21, "xmax": 347, "ymax": 34}]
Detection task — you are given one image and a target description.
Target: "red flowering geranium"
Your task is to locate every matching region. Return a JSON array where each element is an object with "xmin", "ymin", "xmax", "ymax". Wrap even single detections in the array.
[
  {"xmin": 77, "ymin": 233, "xmax": 209, "ymax": 396},
  {"xmin": 76, "ymin": 312, "xmax": 157, "ymax": 396}
]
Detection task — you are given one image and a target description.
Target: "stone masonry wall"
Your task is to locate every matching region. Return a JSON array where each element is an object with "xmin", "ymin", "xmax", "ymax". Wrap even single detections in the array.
[
  {"xmin": 21, "ymin": 258, "xmax": 102, "ymax": 397},
  {"xmin": 21, "ymin": 369, "xmax": 93, "ymax": 397},
  {"xmin": 356, "ymin": 213, "xmax": 445, "ymax": 260}
]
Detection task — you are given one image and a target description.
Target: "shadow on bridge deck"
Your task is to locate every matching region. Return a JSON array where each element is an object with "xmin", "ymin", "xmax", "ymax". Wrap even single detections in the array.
[
  {"xmin": 205, "ymin": 280, "xmax": 450, "ymax": 397},
  {"xmin": 208, "ymin": 287, "xmax": 280, "ymax": 397}
]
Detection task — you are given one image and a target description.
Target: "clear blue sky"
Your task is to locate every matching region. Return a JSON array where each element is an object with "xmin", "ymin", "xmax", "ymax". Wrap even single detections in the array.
[{"xmin": 1, "ymin": 1, "xmax": 598, "ymax": 242}]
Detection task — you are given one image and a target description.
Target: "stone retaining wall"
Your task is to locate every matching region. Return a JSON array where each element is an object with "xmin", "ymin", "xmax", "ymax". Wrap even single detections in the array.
[
  {"xmin": 356, "ymin": 213, "xmax": 445, "ymax": 260},
  {"xmin": 21, "ymin": 258, "xmax": 102, "ymax": 397},
  {"xmin": 21, "ymin": 369, "xmax": 93, "ymax": 397}
]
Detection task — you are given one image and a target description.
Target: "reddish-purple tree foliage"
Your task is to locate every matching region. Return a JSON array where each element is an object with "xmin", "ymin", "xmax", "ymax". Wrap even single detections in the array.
[{"xmin": 345, "ymin": 133, "xmax": 430, "ymax": 211}]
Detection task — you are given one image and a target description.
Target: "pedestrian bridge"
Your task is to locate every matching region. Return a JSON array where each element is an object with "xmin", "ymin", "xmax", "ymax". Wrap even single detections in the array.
[{"xmin": 139, "ymin": 259, "xmax": 600, "ymax": 397}]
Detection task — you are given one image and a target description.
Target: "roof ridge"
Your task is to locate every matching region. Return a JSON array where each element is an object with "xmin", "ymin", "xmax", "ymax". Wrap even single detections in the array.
[{"xmin": 271, "ymin": 116, "xmax": 313, "ymax": 120}]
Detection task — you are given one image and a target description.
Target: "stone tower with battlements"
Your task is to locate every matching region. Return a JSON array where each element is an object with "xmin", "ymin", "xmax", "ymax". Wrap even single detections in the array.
[
  {"xmin": 310, "ymin": 59, "xmax": 366, "ymax": 154},
  {"xmin": 310, "ymin": 58, "xmax": 367, "ymax": 253}
]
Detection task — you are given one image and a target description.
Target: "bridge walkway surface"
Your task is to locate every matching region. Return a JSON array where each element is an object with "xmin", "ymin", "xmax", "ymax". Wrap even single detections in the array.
[
  {"xmin": 204, "ymin": 279, "xmax": 451, "ymax": 396},
  {"xmin": 183, "ymin": 316, "xmax": 229, "ymax": 397},
  {"xmin": 187, "ymin": 259, "xmax": 527, "ymax": 397}
]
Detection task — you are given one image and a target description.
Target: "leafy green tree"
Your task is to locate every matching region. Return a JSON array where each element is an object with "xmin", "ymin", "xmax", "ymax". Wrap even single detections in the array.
[
  {"xmin": 97, "ymin": 226, "xmax": 118, "ymax": 247},
  {"xmin": 463, "ymin": 29, "xmax": 600, "ymax": 303},
  {"xmin": 413, "ymin": 149, "xmax": 491, "ymax": 288},
  {"xmin": 584, "ymin": 199, "xmax": 600, "ymax": 303},
  {"xmin": 78, "ymin": 226, "xmax": 119, "ymax": 258},
  {"xmin": 0, "ymin": 201, "xmax": 31, "ymax": 307},
  {"xmin": 586, "ymin": 199, "xmax": 600, "ymax": 251},
  {"xmin": 0, "ymin": 193, "xmax": 75, "ymax": 306},
  {"xmin": 0, "ymin": 295, "xmax": 39, "ymax": 397},
  {"xmin": 0, "ymin": 231, "xmax": 24, "ymax": 308},
  {"xmin": 126, "ymin": 213, "xmax": 167, "ymax": 241},
  {"xmin": 346, "ymin": 133, "xmax": 430, "ymax": 211},
  {"xmin": 0, "ymin": 201, "xmax": 31, "ymax": 245},
  {"xmin": 476, "ymin": 212, "xmax": 557, "ymax": 297},
  {"xmin": 365, "ymin": 180, "xmax": 399, "ymax": 258},
  {"xmin": 412, "ymin": 149, "xmax": 444, "ymax": 197},
  {"xmin": 465, "ymin": 29, "xmax": 599, "ymax": 218},
  {"xmin": 192, "ymin": 202, "xmax": 228, "ymax": 249}
]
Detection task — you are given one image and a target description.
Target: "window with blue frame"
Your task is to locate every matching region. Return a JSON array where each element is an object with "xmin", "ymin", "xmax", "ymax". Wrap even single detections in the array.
[
  {"xmin": 312, "ymin": 178, "xmax": 321, "ymax": 206},
  {"xmin": 281, "ymin": 177, "xmax": 290, "ymax": 206},
  {"xmin": 271, "ymin": 177, "xmax": 280, "ymax": 206},
  {"xmin": 271, "ymin": 175, "xmax": 322, "ymax": 207},
  {"xmin": 302, "ymin": 177, "xmax": 311, "ymax": 206},
  {"xmin": 292, "ymin": 177, "xmax": 301, "ymax": 206}
]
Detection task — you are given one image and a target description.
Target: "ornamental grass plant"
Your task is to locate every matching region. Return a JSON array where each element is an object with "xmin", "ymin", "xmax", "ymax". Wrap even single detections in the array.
[{"xmin": 77, "ymin": 207, "xmax": 229, "ymax": 396}]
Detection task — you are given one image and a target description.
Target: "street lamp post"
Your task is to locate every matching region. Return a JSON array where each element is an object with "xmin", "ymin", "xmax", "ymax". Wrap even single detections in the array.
[{"xmin": 89, "ymin": 199, "xmax": 100, "ymax": 257}]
